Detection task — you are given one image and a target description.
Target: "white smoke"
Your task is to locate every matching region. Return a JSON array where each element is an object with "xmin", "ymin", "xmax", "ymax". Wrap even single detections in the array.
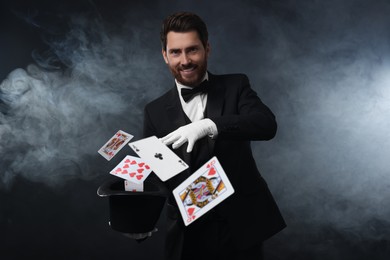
[{"xmin": 0, "ymin": 15, "xmax": 162, "ymax": 189}]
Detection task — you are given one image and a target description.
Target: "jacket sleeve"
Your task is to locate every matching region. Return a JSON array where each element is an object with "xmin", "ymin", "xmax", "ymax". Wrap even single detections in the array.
[{"xmin": 210, "ymin": 74, "xmax": 277, "ymax": 141}]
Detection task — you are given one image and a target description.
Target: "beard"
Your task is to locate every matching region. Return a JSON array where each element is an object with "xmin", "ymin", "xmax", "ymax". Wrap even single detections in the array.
[{"xmin": 169, "ymin": 59, "xmax": 208, "ymax": 87}]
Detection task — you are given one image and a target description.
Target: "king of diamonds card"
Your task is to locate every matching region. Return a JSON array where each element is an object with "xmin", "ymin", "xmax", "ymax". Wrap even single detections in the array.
[{"xmin": 173, "ymin": 156, "xmax": 234, "ymax": 226}]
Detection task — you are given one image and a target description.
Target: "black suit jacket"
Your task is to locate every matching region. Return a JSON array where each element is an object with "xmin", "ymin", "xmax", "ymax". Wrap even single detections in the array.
[{"xmin": 143, "ymin": 72, "xmax": 286, "ymax": 252}]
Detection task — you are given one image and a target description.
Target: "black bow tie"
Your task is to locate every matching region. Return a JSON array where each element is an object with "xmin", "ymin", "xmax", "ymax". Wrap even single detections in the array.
[{"xmin": 180, "ymin": 80, "xmax": 209, "ymax": 102}]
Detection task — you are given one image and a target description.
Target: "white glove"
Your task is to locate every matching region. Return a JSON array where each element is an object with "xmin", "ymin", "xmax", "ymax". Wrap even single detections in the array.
[{"xmin": 161, "ymin": 119, "xmax": 216, "ymax": 153}]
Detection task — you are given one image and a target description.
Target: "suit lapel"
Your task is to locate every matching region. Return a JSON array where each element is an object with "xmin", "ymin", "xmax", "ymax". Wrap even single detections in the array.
[
  {"xmin": 206, "ymin": 73, "xmax": 224, "ymax": 152},
  {"xmin": 165, "ymin": 87, "xmax": 186, "ymax": 130},
  {"xmin": 163, "ymin": 74, "xmax": 225, "ymax": 168},
  {"xmin": 164, "ymin": 86, "xmax": 192, "ymax": 167}
]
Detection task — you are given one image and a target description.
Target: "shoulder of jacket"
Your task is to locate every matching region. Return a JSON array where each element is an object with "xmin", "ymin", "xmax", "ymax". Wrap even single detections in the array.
[
  {"xmin": 210, "ymin": 73, "xmax": 250, "ymax": 89},
  {"xmin": 145, "ymin": 87, "xmax": 175, "ymax": 110},
  {"xmin": 210, "ymin": 72, "xmax": 248, "ymax": 81}
]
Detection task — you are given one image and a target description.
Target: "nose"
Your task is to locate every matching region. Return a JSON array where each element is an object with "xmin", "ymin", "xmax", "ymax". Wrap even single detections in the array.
[{"xmin": 180, "ymin": 53, "xmax": 191, "ymax": 65}]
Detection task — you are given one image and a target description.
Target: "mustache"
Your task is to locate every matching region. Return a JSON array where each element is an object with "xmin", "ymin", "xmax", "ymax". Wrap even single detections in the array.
[{"xmin": 179, "ymin": 63, "xmax": 197, "ymax": 70}]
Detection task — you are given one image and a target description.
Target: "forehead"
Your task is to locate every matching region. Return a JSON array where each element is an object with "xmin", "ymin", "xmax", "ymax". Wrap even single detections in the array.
[{"xmin": 166, "ymin": 31, "xmax": 203, "ymax": 50}]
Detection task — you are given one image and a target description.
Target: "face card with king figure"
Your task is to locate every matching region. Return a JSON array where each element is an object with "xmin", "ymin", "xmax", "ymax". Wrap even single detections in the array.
[
  {"xmin": 98, "ymin": 130, "xmax": 133, "ymax": 161},
  {"xmin": 128, "ymin": 136, "xmax": 189, "ymax": 182},
  {"xmin": 173, "ymin": 156, "xmax": 235, "ymax": 226}
]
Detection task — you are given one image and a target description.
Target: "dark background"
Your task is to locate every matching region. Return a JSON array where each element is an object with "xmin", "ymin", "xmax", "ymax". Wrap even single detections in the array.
[{"xmin": 1, "ymin": 0, "xmax": 389, "ymax": 259}]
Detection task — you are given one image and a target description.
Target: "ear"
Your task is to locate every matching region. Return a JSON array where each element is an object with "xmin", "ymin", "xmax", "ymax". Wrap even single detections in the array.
[
  {"xmin": 162, "ymin": 49, "xmax": 169, "ymax": 64},
  {"xmin": 205, "ymin": 42, "xmax": 211, "ymax": 58}
]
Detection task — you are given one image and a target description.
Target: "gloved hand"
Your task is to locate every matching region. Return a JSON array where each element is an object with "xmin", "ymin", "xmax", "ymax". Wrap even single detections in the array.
[{"xmin": 161, "ymin": 118, "xmax": 216, "ymax": 153}]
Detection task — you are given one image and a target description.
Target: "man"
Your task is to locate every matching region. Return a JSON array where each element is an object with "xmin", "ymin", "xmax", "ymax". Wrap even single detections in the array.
[{"xmin": 143, "ymin": 12, "xmax": 286, "ymax": 260}]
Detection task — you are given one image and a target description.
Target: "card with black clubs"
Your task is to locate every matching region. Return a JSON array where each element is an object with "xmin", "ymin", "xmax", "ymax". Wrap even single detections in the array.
[{"xmin": 128, "ymin": 136, "xmax": 189, "ymax": 182}]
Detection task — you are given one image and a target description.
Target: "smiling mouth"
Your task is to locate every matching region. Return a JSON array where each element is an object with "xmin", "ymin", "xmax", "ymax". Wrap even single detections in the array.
[{"xmin": 180, "ymin": 65, "xmax": 197, "ymax": 74}]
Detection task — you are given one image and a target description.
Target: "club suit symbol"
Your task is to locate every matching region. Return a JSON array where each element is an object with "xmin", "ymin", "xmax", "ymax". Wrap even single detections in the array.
[
  {"xmin": 178, "ymin": 160, "xmax": 186, "ymax": 167},
  {"xmin": 132, "ymin": 145, "xmax": 140, "ymax": 152},
  {"xmin": 154, "ymin": 153, "xmax": 163, "ymax": 160}
]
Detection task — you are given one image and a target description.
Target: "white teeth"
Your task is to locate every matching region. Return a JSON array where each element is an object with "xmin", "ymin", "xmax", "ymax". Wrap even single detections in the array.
[
  {"xmin": 182, "ymin": 68, "xmax": 195, "ymax": 72},
  {"xmin": 181, "ymin": 66, "xmax": 195, "ymax": 71}
]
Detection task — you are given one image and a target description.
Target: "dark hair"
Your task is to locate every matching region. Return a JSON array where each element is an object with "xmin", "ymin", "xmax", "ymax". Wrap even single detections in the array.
[{"xmin": 160, "ymin": 12, "xmax": 208, "ymax": 51}]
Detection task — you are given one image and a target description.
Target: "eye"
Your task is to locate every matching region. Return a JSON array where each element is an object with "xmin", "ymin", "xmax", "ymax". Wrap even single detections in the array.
[
  {"xmin": 169, "ymin": 49, "xmax": 180, "ymax": 56},
  {"xmin": 189, "ymin": 47, "xmax": 198, "ymax": 53}
]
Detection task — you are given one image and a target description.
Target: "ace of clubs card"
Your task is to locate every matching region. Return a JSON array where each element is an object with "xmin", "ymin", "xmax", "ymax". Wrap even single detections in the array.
[
  {"xmin": 172, "ymin": 156, "xmax": 234, "ymax": 226},
  {"xmin": 128, "ymin": 136, "xmax": 188, "ymax": 182}
]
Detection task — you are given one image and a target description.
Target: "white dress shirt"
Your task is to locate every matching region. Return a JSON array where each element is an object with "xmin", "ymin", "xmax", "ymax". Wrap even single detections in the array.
[{"xmin": 175, "ymin": 72, "xmax": 218, "ymax": 138}]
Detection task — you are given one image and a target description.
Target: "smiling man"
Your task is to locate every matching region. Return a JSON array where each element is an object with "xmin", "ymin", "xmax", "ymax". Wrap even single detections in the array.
[
  {"xmin": 162, "ymin": 30, "xmax": 209, "ymax": 87},
  {"xmin": 143, "ymin": 12, "xmax": 286, "ymax": 260}
]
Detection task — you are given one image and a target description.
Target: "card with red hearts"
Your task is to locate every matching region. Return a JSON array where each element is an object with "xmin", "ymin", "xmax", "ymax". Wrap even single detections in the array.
[
  {"xmin": 110, "ymin": 155, "xmax": 152, "ymax": 184},
  {"xmin": 124, "ymin": 180, "xmax": 143, "ymax": 192},
  {"xmin": 172, "ymin": 156, "xmax": 234, "ymax": 226},
  {"xmin": 98, "ymin": 130, "xmax": 133, "ymax": 161}
]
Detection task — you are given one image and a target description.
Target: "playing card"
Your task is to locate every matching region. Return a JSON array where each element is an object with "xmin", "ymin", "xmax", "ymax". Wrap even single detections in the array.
[
  {"xmin": 98, "ymin": 130, "xmax": 133, "ymax": 161},
  {"xmin": 124, "ymin": 180, "xmax": 144, "ymax": 192},
  {"xmin": 110, "ymin": 155, "xmax": 152, "ymax": 184},
  {"xmin": 128, "ymin": 136, "xmax": 189, "ymax": 182},
  {"xmin": 172, "ymin": 156, "xmax": 234, "ymax": 226}
]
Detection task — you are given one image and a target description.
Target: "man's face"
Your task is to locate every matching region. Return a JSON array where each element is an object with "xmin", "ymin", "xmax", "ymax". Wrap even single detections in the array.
[{"xmin": 162, "ymin": 31, "xmax": 210, "ymax": 87}]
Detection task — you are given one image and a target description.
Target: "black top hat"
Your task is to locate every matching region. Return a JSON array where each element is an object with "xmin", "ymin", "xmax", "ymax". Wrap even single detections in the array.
[{"xmin": 97, "ymin": 176, "xmax": 168, "ymax": 234}]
